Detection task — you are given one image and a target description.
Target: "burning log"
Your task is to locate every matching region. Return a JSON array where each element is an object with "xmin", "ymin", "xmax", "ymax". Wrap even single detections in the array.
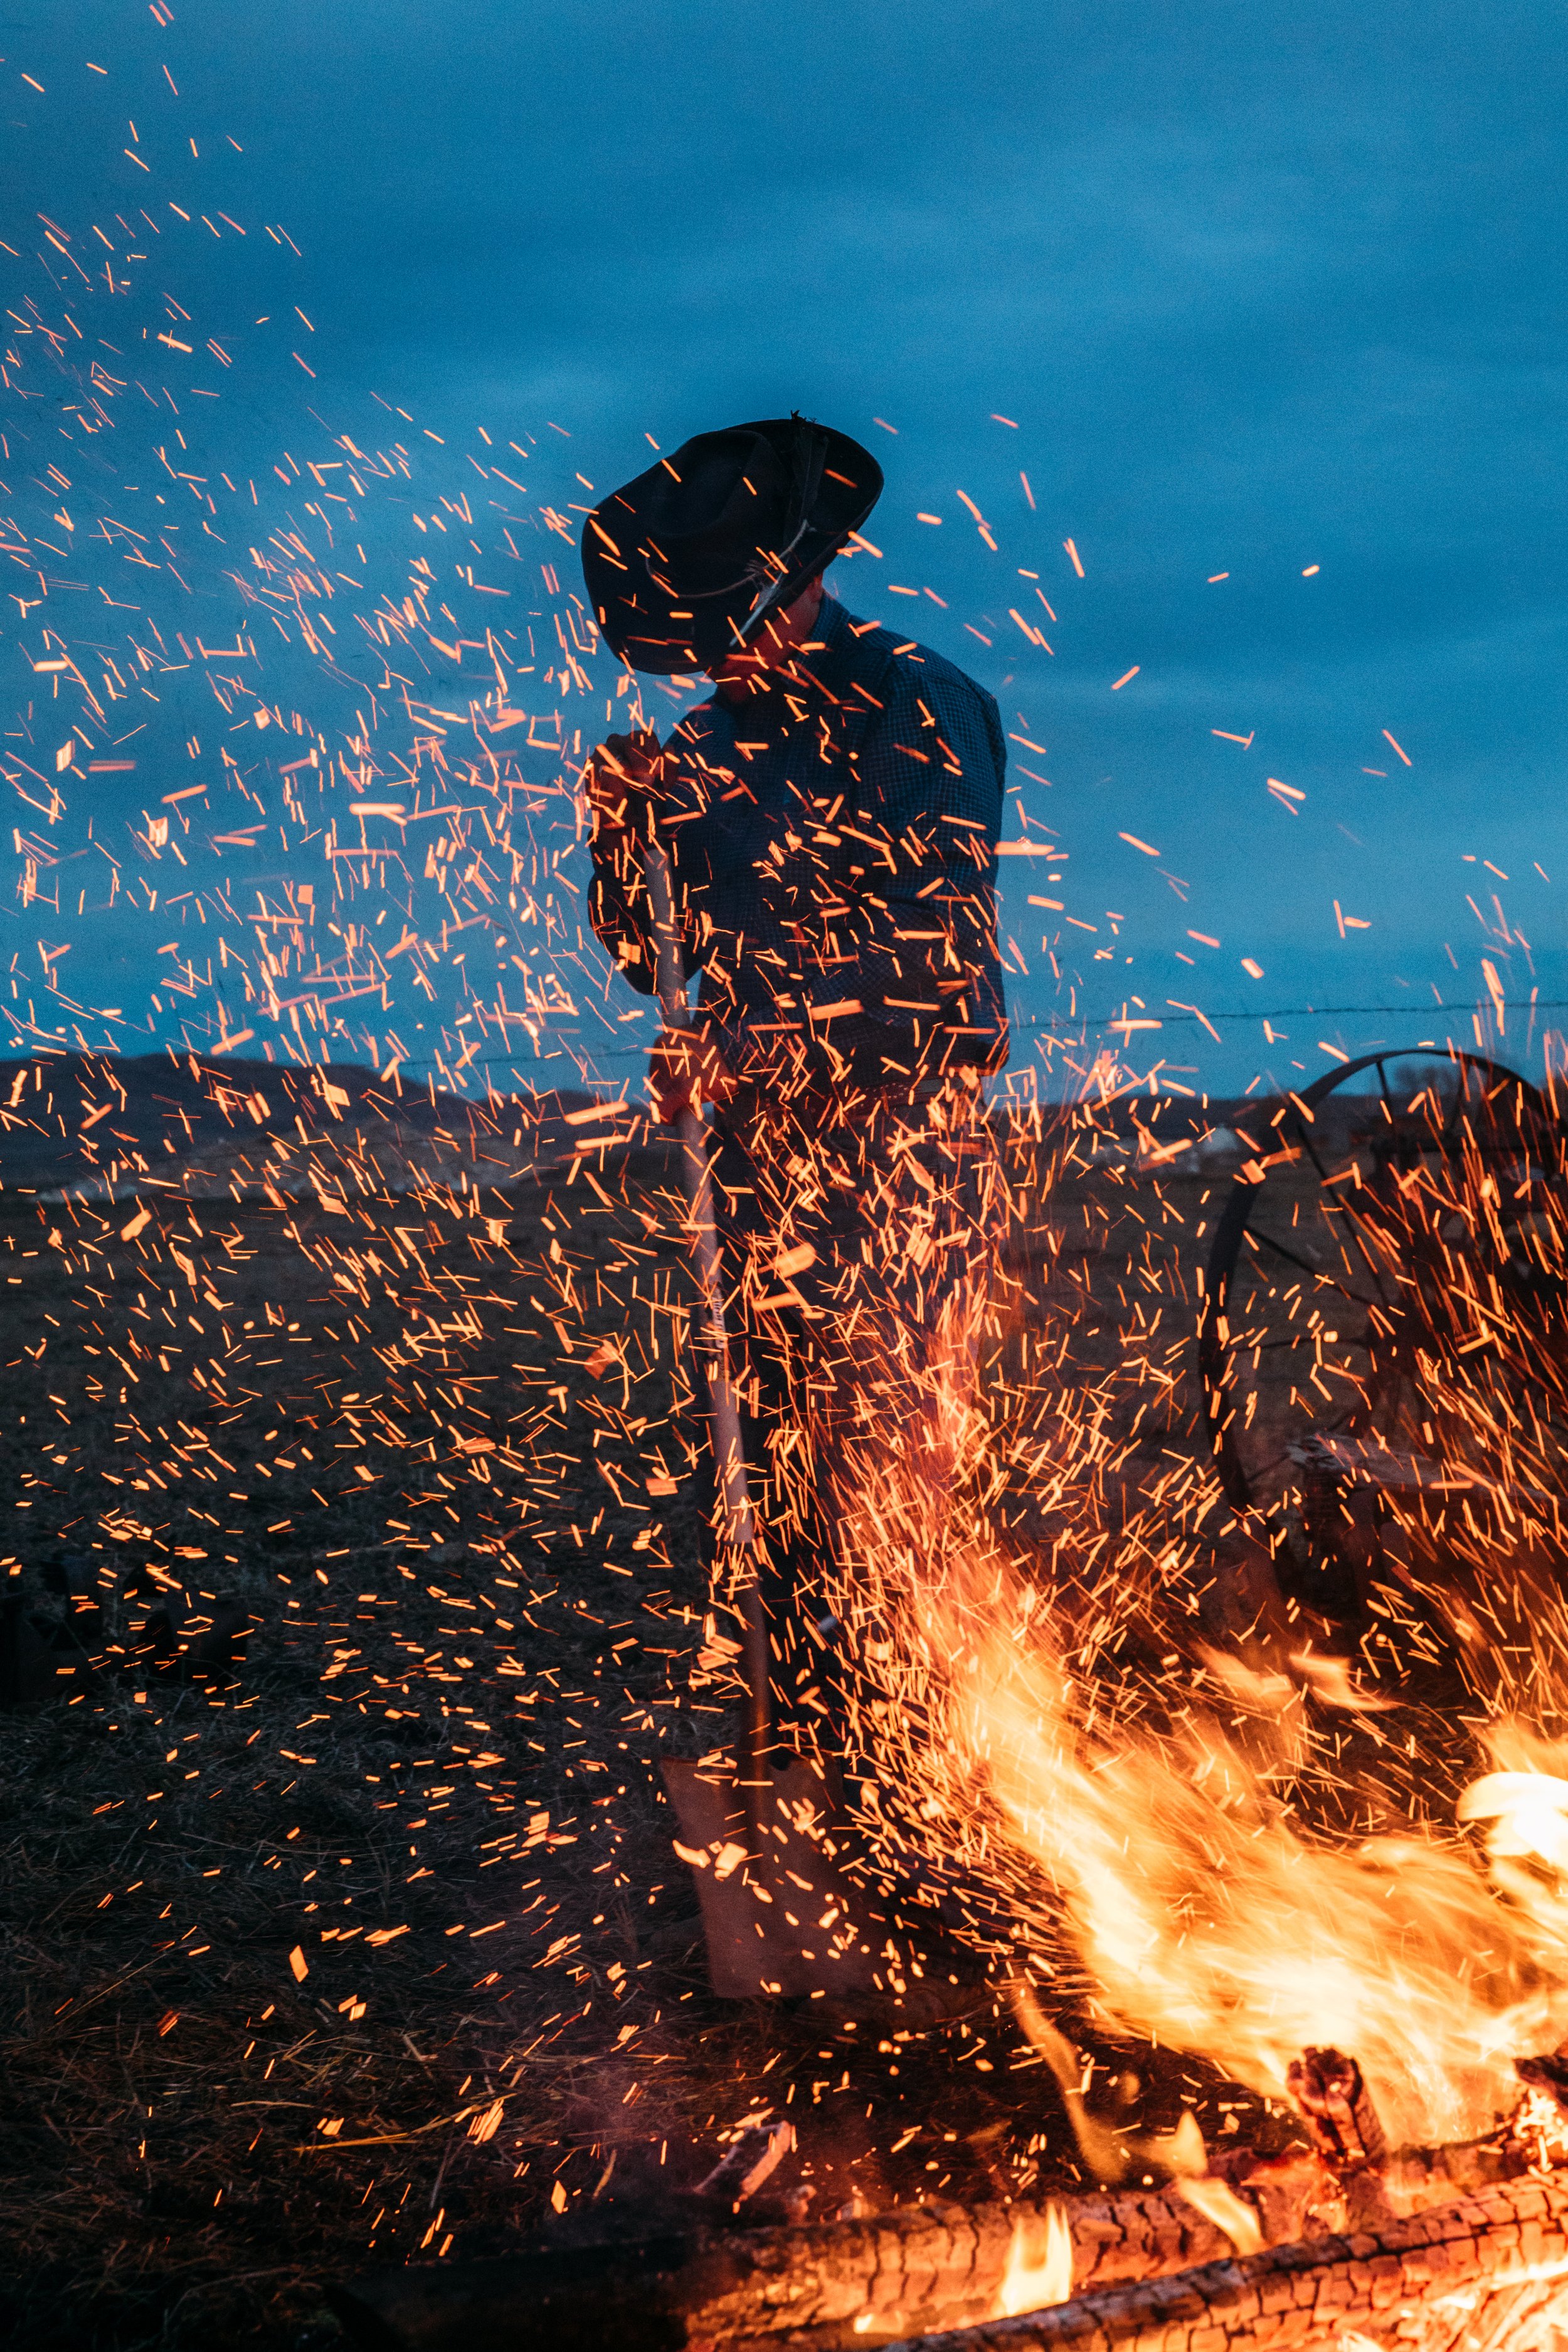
[
  {"xmin": 1285, "ymin": 2045, "xmax": 1387, "ymax": 2169},
  {"xmin": 327, "ymin": 2133, "xmax": 1524, "ymax": 2352},
  {"xmin": 878, "ymin": 2164, "xmax": 1568, "ymax": 2352}
]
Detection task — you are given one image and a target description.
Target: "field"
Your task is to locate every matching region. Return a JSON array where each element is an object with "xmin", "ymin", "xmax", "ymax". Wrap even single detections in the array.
[{"xmin": 0, "ymin": 1088, "xmax": 1310, "ymax": 2351}]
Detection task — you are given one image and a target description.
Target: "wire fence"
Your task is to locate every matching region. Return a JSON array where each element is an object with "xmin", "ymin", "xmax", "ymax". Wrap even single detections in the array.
[{"xmin": 381, "ymin": 994, "xmax": 1560, "ymax": 1077}]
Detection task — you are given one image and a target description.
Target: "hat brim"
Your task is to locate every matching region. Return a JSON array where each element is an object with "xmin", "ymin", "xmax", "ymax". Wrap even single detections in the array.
[{"xmin": 582, "ymin": 419, "xmax": 883, "ymax": 675}]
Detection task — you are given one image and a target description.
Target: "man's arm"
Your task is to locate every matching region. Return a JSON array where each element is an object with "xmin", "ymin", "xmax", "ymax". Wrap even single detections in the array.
[
  {"xmin": 585, "ymin": 718, "xmax": 744, "ymax": 984},
  {"xmin": 585, "ymin": 724, "xmax": 739, "ymax": 1116},
  {"xmin": 585, "ymin": 728, "xmax": 664, "ymax": 997}
]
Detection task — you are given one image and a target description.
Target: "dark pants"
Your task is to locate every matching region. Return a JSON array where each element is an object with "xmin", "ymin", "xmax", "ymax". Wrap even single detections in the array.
[{"xmin": 692, "ymin": 1086, "xmax": 1003, "ymax": 1769}]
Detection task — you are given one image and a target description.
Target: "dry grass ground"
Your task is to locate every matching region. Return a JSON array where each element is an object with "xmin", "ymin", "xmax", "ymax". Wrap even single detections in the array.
[{"xmin": 0, "ymin": 1130, "xmax": 1322, "ymax": 2349}]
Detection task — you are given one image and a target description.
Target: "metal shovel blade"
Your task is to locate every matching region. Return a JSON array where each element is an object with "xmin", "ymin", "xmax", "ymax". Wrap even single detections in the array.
[{"xmin": 662, "ymin": 1755, "xmax": 884, "ymax": 2000}]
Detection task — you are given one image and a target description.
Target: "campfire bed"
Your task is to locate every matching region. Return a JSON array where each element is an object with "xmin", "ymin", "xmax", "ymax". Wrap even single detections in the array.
[{"xmin": 330, "ymin": 2129, "xmax": 1549, "ymax": 2351}]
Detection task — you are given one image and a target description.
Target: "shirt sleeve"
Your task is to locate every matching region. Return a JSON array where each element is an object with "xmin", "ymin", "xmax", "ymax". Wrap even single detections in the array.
[
  {"xmin": 585, "ymin": 714, "xmax": 729, "ymax": 999},
  {"xmin": 587, "ymin": 813, "xmax": 658, "ymax": 998}
]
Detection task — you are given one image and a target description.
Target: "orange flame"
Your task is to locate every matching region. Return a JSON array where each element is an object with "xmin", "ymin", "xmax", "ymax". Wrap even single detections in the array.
[
  {"xmin": 997, "ymin": 2201, "xmax": 1073, "ymax": 2318},
  {"xmin": 921, "ymin": 1577, "xmax": 1568, "ymax": 2147}
]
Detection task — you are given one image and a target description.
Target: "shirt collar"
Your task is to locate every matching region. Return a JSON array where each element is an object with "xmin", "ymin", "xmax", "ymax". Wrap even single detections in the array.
[
  {"xmin": 677, "ymin": 595, "xmax": 867, "ymax": 739},
  {"xmin": 775, "ymin": 593, "xmax": 865, "ymax": 703}
]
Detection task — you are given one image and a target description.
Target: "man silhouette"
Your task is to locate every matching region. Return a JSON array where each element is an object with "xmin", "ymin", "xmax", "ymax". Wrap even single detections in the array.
[{"xmin": 581, "ymin": 413, "xmax": 1008, "ymax": 1806}]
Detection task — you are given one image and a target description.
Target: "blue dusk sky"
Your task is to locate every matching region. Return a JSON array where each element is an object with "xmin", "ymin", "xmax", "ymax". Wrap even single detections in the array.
[{"xmin": 3, "ymin": 0, "xmax": 1565, "ymax": 1099}]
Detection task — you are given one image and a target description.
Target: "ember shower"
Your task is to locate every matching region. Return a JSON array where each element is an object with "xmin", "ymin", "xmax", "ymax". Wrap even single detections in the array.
[
  {"xmin": 8, "ymin": 0, "xmax": 1568, "ymax": 2075},
  {"xmin": 20, "ymin": 17, "xmax": 1568, "ymax": 2350},
  {"xmin": 3, "ymin": 218, "xmax": 645, "ymax": 1091}
]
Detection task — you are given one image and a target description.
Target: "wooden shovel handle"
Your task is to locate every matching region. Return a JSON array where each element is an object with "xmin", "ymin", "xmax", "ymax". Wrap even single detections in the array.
[{"xmin": 641, "ymin": 830, "xmax": 771, "ymax": 1817}]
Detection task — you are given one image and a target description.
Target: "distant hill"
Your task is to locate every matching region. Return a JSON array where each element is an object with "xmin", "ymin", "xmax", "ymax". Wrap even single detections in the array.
[{"xmin": 0, "ymin": 1052, "xmax": 649, "ymax": 1204}]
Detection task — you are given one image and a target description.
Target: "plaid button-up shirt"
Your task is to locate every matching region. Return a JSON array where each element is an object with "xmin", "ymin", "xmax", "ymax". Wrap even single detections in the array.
[{"xmin": 589, "ymin": 595, "xmax": 1009, "ymax": 1096}]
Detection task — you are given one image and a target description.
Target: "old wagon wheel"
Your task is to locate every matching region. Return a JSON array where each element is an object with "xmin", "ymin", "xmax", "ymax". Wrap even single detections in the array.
[{"xmin": 1196, "ymin": 1048, "xmax": 1568, "ymax": 1622}]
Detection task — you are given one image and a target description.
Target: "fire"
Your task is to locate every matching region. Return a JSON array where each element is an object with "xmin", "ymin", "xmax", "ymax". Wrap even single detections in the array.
[
  {"xmin": 1174, "ymin": 2170, "xmax": 1265, "ymax": 2256},
  {"xmin": 851, "ymin": 2203, "xmax": 1074, "ymax": 2338},
  {"xmin": 1461, "ymin": 1759, "xmax": 1568, "ymax": 1880},
  {"xmin": 997, "ymin": 2201, "xmax": 1073, "ymax": 2317},
  {"xmin": 803, "ymin": 1064, "xmax": 1568, "ymax": 2174},
  {"xmin": 899, "ymin": 1567, "xmax": 1568, "ymax": 2149}
]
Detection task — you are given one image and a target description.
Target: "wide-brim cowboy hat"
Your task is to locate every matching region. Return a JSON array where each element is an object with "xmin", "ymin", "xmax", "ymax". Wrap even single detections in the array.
[{"xmin": 580, "ymin": 413, "xmax": 884, "ymax": 675}]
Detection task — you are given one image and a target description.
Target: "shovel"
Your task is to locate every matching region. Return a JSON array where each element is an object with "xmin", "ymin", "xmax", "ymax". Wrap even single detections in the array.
[{"xmin": 640, "ymin": 824, "xmax": 881, "ymax": 1999}]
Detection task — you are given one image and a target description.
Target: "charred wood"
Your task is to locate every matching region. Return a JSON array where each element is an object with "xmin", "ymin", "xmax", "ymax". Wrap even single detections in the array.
[
  {"xmin": 327, "ymin": 2133, "xmax": 1524, "ymax": 2352},
  {"xmin": 879, "ymin": 2163, "xmax": 1568, "ymax": 2352},
  {"xmin": 1285, "ymin": 2045, "xmax": 1388, "ymax": 2169}
]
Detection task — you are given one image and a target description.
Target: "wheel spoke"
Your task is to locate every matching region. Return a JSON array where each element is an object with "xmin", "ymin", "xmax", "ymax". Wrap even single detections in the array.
[
  {"xmin": 1442, "ymin": 1068, "xmax": 1473, "ymax": 1145},
  {"xmin": 1243, "ymin": 1224, "xmax": 1329, "ymax": 1280},
  {"xmin": 1256, "ymin": 1333, "xmax": 1374, "ymax": 1355},
  {"xmin": 1315, "ymin": 1188, "xmax": 1411, "ymax": 1303},
  {"xmin": 1242, "ymin": 1224, "xmax": 1385, "ymax": 1310}
]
